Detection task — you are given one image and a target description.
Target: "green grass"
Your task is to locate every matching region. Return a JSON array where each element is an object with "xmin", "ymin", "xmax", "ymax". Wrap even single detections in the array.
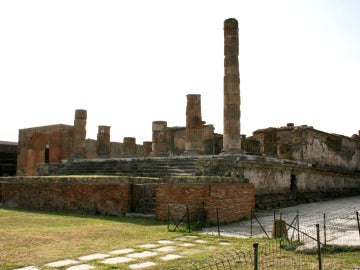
[{"xmin": 0, "ymin": 208, "xmax": 359, "ymax": 270}]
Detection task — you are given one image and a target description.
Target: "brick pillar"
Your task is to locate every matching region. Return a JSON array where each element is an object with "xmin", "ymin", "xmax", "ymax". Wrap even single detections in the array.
[
  {"xmin": 185, "ymin": 94, "xmax": 203, "ymax": 155},
  {"xmin": 123, "ymin": 137, "xmax": 136, "ymax": 157},
  {"xmin": 72, "ymin": 109, "xmax": 87, "ymax": 158},
  {"xmin": 223, "ymin": 18, "xmax": 241, "ymax": 153},
  {"xmin": 143, "ymin": 141, "xmax": 152, "ymax": 157},
  {"xmin": 96, "ymin": 125, "xmax": 110, "ymax": 157},
  {"xmin": 151, "ymin": 121, "xmax": 168, "ymax": 156}
]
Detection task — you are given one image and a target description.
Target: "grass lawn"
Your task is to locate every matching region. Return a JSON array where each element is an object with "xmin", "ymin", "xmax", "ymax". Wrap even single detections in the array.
[{"xmin": 0, "ymin": 208, "xmax": 358, "ymax": 270}]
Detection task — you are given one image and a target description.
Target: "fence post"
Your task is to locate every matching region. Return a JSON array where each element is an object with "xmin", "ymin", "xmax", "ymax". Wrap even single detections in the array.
[
  {"xmin": 297, "ymin": 210, "xmax": 300, "ymax": 242},
  {"xmin": 357, "ymin": 211, "xmax": 360, "ymax": 238},
  {"xmin": 316, "ymin": 224, "xmax": 323, "ymax": 270},
  {"xmin": 216, "ymin": 207, "xmax": 220, "ymax": 237},
  {"xmin": 253, "ymin": 242, "xmax": 259, "ymax": 270},
  {"xmin": 250, "ymin": 208, "xmax": 253, "ymax": 238},
  {"xmin": 167, "ymin": 205, "xmax": 170, "ymax": 231},
  {"xmin": 323, "ymin": 213, "xmax": 327, "ymax": 248}
]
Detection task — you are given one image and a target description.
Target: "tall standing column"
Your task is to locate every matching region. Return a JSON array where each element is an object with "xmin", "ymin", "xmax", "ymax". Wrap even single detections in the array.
[
  {"xmin": 223, "ymin": 18, "xmax": 241, "ymax": 153},
  {"xmin": 96, "ymin": 125, "xmax": 111, "ymax": 157},
  {"xmin": 185, "ymin": 94, "xmax": 203, "ymax": 155},
  {"xmin": 72, "ymin": 109, "xmax": 87, "ymax": 158}
]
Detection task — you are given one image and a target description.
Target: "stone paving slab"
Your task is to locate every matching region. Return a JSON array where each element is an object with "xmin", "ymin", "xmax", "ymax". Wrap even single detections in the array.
[
  {"xmin": 127, "ymin": 251, "xmax": 158, "ymax": 259},
  {"xmin": 137, "ymin": 243, "xmax": 158, "ymax": 248},
  {"xmin": 14, "ymin": 267, "xmax": 39, "ymax": 270},
  {"xmin": 178, "ymin": 242, "xmax": 195, "ymax": 247},
  {"xmin": 78, "ymin": 253, "xmax": 109, "ymax": 261},
  {"xmin": 45, "ymin": 259, "xmax": 79, "ymax": 267},
  {"xmin": 158, "ymin": 240, "xmax": 174, "ymax": 244},
  {"xmin": 128, "ymin": 261, "xmax": 157, "ymax": 269},
  {"xmin": 101, "ymin": 256, "xmax": 134, "ymax": 264},
  {"xmin": 153, "ymin": 245, "xmax": 176, "ymax": 252},
  {"xmin": 160, "ymin": 254, "xmax": 182, "ymax": 261},
  {"xmin": 194, "ymin": 239, "xmax": 207, "ymax": 243},
  {"xmin": 66, "ymin": 264, "xmax": 95, "ymax": 270},
  {"xmin": 109, "ymin": 248, "xmax": 135, "ymax": 255}
]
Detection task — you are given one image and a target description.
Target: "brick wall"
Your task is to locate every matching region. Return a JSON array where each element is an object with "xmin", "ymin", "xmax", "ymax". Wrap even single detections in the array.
[
  {"xmin": 156, "ymin": 182, "xmax": 255, "ymax": 224},
  {"xmin": 1, "ymin": 179, "xmax": 131, "ymax": 215}
]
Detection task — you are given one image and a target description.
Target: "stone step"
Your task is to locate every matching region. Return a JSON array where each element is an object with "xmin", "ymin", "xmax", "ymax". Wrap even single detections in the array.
[{"xmin": 41, "ymin": 157, "xmax": 198, "ymax": 177}]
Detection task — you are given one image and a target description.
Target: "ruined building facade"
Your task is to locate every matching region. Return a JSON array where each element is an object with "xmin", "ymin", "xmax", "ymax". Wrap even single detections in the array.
[{"xmin": 6, "ymin": 18, "xmax": 359, "ymax": 216}]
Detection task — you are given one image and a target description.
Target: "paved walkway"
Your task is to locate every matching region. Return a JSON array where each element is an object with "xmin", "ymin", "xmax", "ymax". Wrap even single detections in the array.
[
  {"xmin": 201, "ymin": 196, "xmax": 360, "ymax": 247},
  {"xmin": 14, "ymin": 236, "xmax": 232, "ymax": 270}
]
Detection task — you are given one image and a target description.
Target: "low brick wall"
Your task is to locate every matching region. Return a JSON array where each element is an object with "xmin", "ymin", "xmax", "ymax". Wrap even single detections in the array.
[
  {"xmin": 156, "ymin": 182, "xmax": 255, "ymax": 224},
  {"xmin": 0, "ymin": 177, "xmax": 132, "ymax": 215},
  {"xmin": 0, "ymin": 177, "xmax": 255, "ymax": 224}
]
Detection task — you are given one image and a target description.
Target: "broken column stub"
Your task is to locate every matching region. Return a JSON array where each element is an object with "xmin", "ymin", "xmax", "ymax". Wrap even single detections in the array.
[
  {"xmin": 123, "ymin": 137, "xmax": 136, "ymax": 156},
  {"xmin": 96, "ymin": 125, "xmax": 111, "ymax": 158},
  {"xmin": 143, "ymin": 141, "xmax": 152, "ymax": 157},
  {"xmin": 151, "ymin": 121, "xmax": 168, "ymax": 156},
  {"xmin": 185, "ymin": 94, "xmax": 203, "ymax": 155},
  {"xmin": 72, "ymin": 109, "xmax": 87, "ymax": 158},
  {"xmin": 223, "ymin": 18, "xmax": 241, "ymax": 153}
]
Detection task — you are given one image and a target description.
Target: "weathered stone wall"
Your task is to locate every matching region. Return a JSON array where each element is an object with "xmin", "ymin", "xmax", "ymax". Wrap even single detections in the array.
[
  {"xmin": 296, "ymin": 128, "xmax": 359, "ymax": 170},
  {"xmin": 17, "ymin": 125, "xmax": 74, "ymax": 176},
  {"xmin": 156, "ymin": 182, "xmax": 255, "ymax": 223},
  {"xmin": 196, "ymin": 155, "xmax": 360, "ymax": 209},
  {"xmin": 253, "ymin": 126, "xmax": 360, "ymax": 170}
]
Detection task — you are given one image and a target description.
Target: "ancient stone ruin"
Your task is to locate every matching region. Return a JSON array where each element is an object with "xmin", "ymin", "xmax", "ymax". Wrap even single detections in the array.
[{"xmin": 1, "ymin": 18, "xmax": 359, "ymax": 223}]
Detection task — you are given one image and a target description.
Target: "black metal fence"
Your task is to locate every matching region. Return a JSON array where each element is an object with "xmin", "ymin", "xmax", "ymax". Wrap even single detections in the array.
[{"xmin": 168, "ymin": 202, "xmax": 360, "ymax": 269}]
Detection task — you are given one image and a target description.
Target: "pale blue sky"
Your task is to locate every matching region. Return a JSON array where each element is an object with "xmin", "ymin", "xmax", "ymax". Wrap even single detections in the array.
[{"xmin": 1, "ymin": 0, "xmax": 359, "ymax": 143}]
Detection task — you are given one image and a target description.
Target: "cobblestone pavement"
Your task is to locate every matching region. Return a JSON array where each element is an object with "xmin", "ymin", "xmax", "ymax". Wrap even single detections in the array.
[{"xmin": 201, "ymin": 196, "xmax": 360, "ymax": 247}]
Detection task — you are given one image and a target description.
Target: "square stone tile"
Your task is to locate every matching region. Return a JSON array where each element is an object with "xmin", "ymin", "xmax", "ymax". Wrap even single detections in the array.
[
  {"xmin": 109, "ymin": 248, "xmax": 135, "ymax": 255},
  {"xmin": 160, "ymin": 254, "xmax": 182, "ymax": 261},
  {"xmin": 78, "ymin": 253, "xmax": 109, "ymax": 261},
  {"xmin": 66, "ymin": 264, "xmax": 95, "ymax": 270},
  {"xmin": 157, "ymin": 240, "xmax": 174, "ymax": 244},
  {"xmin": 178, "ymin": 242, "xmax": 195, "ymax": 247},
  {"xmin": 102, "ymin": 256, "xmax": 134, "ymax": 264},
  {"xmin": 127, "ymin": 251, "xmax": 158, "ymax": 258},
  {"xmin": 219, "ymin": 242, "xmax": 231, "ymax": 245},
  {"xmin": 137, "ymin": 243, "xmax": 158, "ymax": 248},
  {"xmin": 194, "ymin": 239, "xmax": 207, "ymax": 243},
  {"xmin": 129, "ymin": 261, "xmax": 157, "ymax": 269},
  {"xmin": 153, "ymin": 246, "xmax": 176, "ymax": 252},
  {"xmin": 45, "ymin": 259, "xmax": 79, "ymax": 267}
]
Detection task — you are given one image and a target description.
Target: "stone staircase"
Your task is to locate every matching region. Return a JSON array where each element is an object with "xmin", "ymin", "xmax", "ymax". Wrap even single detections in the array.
[{"xmin": 40, "ymin": 157, "xmax": 198, "ymax": 177}]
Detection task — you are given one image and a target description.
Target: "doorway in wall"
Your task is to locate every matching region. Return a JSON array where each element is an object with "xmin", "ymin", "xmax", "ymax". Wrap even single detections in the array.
[{"xmin": 44, "ymin": 145, "xmax": 49, "ymax": 163}]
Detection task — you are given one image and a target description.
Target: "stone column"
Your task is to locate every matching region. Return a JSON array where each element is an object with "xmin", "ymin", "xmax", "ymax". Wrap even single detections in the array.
[
  {"xmin": 223, "ymin": 18, "xmax": 241, "ymax": 153},
  {"xmin": 72, "ymin": 109, "xmax": 87, "ymax": 158},
  {"xmin": 96, "ymin": 125, "xmax": 110, "ymax": 157},
  {"xmin": 143, "ymin": 141, "xmax": 152, "ymax": 157},
  {"xmin": 123, "ymin": 137, "xmax": 136, "ymax": 157},
  {"xmin": 151, "ymin": 121, "xmax": 168, "ymax": 156},
  {"xmin": 203, "ymin": 124, "xmax": 215, "ymax": 155},
  {"xmin": 185, "ymin": 94, "xmax": 203, "ymax": 155}
]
